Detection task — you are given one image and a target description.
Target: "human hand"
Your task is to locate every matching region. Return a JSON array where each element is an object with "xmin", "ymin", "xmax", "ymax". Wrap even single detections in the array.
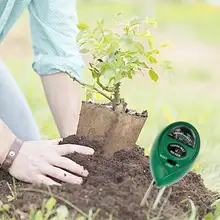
[{"xmin": 8, "ymin": 139, "xmax": 94, "ymax": 186}]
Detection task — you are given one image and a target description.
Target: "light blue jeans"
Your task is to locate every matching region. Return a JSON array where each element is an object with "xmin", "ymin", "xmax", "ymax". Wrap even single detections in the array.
[{"xmin": 0, "ymin": 60, "xmax": 40, "ymax": 141}]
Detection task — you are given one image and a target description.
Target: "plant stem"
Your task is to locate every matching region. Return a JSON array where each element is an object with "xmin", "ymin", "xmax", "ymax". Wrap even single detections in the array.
[
  {"xmin": 97, "ymin": 77, "xmax": 114, "ymax": 92},
  {"xmin": 71, "ymin": 77, "xmax": 113, "ymax": 102},
  {"xmin": 113, "ymin": 82, "xmax": 121, "ymax": 109}
]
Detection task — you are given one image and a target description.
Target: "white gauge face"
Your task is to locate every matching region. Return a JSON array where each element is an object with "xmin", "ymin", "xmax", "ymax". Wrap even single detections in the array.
[{"xmin": 168, "ymin": 126, "xmax": 196, "ymax": 148}]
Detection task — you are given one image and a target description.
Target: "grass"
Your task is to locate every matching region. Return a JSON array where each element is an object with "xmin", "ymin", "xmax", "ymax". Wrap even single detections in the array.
[
  {"xmin": 77, "ymin": 1, "xmax": 220, "ymax": 45},
  {"xmin": 1, "ymin": 195, "xmax": 220, "ymax": 219},
  {"xmin": 1, "ymin": 0, "xmax": 220, "ymax": 219},
  {"xmin": 156, "ymin": 1, "xmax": 220, "ymax": 45}
]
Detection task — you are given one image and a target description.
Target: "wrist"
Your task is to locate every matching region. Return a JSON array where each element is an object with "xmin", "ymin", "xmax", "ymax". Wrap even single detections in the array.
[{"xmin": 0, "ymin": 120, "xmax": 16, "ymax": 165}]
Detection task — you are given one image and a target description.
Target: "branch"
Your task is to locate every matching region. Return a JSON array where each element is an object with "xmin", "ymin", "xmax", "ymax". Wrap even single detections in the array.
[
  {"xmin": 72, "ymin": 77, "xmax": 113, "ymax": 102},
  {"xmin": 97, "ymin": 77, "xmax": 114, "ymax": 92}
]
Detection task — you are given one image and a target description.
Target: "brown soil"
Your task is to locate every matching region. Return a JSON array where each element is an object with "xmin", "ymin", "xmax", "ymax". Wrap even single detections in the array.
[{"xmin": 0, "ymin": 135, "xmax": 215, "ymax": 220}]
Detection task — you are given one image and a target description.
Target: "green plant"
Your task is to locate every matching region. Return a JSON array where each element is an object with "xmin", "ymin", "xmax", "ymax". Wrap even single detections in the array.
[
  {"xmin": 181, "ymin": 198, "xmax": 220, "ymax": 220},
  {"xmin": 6, "ymin": 178, "xmax": 17, "ymax": 202},
  {"xmin": 0, "ymin": 200, "xmax": 13, "ymax": 219},
  {"xmin": 27, "ymin": 197, "xmax": 111, "ymax": 220},
  {"xmin": 181, "ymin": 199, "xmax": 197, "ymax": 220},
  {"xmin": 75, "ymin": 15, "xmax": 170, "ymax": 110},
  {"xmin": 28, "ymin": 197, "xmax": 71, "ymax": 220},
  {"xmin": 203, "ymin": 199, "xmax": 220, "ymax": 220}
]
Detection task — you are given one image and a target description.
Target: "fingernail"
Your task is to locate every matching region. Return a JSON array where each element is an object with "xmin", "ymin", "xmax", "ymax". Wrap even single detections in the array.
[
  {"xmin": 78, "ymin": 177, "xmax": 83, "ymax": 184},
  {"xmin": 83, "ymin": 170, "xmax": 89, "ymax": 177},
  {"xmin": 89, "ymin": 148, "xmax": 95, "ymax": 154},
  {"xmin": 80, "ymin": 168, "xmax": 89, "ymax": 177}
]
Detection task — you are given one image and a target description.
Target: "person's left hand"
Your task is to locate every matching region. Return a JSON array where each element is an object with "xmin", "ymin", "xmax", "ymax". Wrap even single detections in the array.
[{"xmin": 9, "ymin": 139, "xmax": 94, "ymax": 185}]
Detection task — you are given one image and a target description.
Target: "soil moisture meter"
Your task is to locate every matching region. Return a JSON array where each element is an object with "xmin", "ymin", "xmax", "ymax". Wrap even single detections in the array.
[{"xmin": 140, "ymin": 121, "xmax": 200, "ymax": 208}]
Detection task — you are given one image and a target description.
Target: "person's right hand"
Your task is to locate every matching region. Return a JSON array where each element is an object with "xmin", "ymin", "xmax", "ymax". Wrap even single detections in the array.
[{"xmin": 8, "ymin": 139, "xmax": 94, "ymax": 186}]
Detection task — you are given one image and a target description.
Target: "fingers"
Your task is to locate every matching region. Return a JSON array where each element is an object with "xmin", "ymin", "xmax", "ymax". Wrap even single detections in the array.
[
  {"xmin": 56, "ymin": 144, "xmax": 94, "ymax": 156},
  {"xmin": 42, "ymin": 139, "xmax": 63, "ymax": 145},
  {"xmin": 36, "ymin": 174, "xmax": 61, "ymax": 186},
  {"xmin": 51, "ymin": 156, "xmax": 89, "ymax": 177},
  {"xmin": 51, "ymin": 138, "xmax": 63, "ymax": 145},
  {"xmin": 44, "ymin": 166, "xmax": 83, "ymax": 185}
]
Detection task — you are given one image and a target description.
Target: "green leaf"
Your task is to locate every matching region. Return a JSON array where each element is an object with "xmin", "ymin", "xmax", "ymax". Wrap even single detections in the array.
[
  {"xmin": 152, "ymin": 49, "xmax": 160, "ymax": 54},
  {"xmin": 108, "ymin": 77, "xmax": 115, "ymax": 86},
  {"xmin": 146, "ymin": 17, "xmax": 157, "ymax": 28},
  {"xmin": 78, "ymin": 40, "xmax": 86, "ymax": 47},
  {"xmin": 56, "ymin": 205, "xmax": 69, "ymax": 218},
  {"xmin": 161, "ymin": 60, "xmax": 173, "ymax": 70},
  {"xmin": 97, "ymin": 19, "xmax": 104, "ymax": 29},
  {"xmin": 77, "ymin": 23, "xmax": 89, "ymax": 31},
  {"xmin": 45, "ymin": 197, "xmax": 56, "ymax": 212},
  {"xmin": 92, "ymin": 70, "xmax": 99, "ymax": 78},
  {"xmin": 149, "ymin": 69, "xmax": 158, "ymax": 82},
  {"xmin": 160, "ymin": 41, "xmax": 170, "ymax": 48},
  {"xmin": 86, "ymin": 88, "xmax": 94, "ymax": 101},
  {"xmin": 76, "ymin": 31, "xmax": 84, "ymax": 43},
  {"xmin": 100, "ymin": 65, "xmax": 114, "ymax": 78},
  {"xmin": 138, "ymin": 62, "xmax": 148, "ymax": 69},
  {"xmin": 211, "ymin": 199, "xmax": 220, "ymax": 208},
  {"xmin": 127, "ymin": 71, "xmax": 133, "ymax": 79},
  {"xmin": 145, "ymin": 34, "xmax": 154, "ymax": 40},
  {"xmin": 104, "ymin": 35, "xmax": 114, "ymax": 44},
  {"xmin": 148, "ymin": 39, "xmax": 153, "ymax": 49},
  {"xmin": 166, "ymin": 65, "xmax": 173, "ymax": 70},
  {"xmin": 114, "ymin": 70, "xmax": 123, "ymax": 83},
  {"xmin": 121, "ymin": 35, "xmax": 133, "ymax": 44},
  {"xmin": 203, "ymin": 213, "xmax": 214, "ymax": 220},
  {"xmin": 140, "ymin": 32, "xmax": 147, "ymax": 37},
  {"xmin": 108, "ymin": 42, "xmax": 118, "ymax": 54},
  {"xmin": 212, "ymin": 199, "xmax": 220, "ymax": 215},
  {"xmin": 181, "ymin": 199, "xmax": 197, "ymax": 220},
  {"xmin": 134, "ymin": 42, "xmax": 145, "ymax": 54},
  {"xmin": 2, "ymin": 204, "xmax": 9, "ymax": 212},
  {"xmin": 130, "ymin": 18, "xmax": 141, "ymax": 27},
  {"xmin": 28, "ymin": 208, "xmax": 36, "ymax": 219},
  {"xmin": 89, "ymin": 63, "xmax": 94, "ymax": 68},
  {"xmin": 126, "ymin": 51, "xmax": 137, "ymax": 56},
  {"xmin": 80, "ymin": 48, "xmax": 90, "ymax": 53},
  {"xmin": 145, "ymin": 50, "xmax": 159, "ymax": 58},
  {"xmin": 34, "ymin": 210, "xmax": 43, "ymax": 220},
  {"xmin": 148, "ymin": 56, "xmax": 157, "ymax": 63}
]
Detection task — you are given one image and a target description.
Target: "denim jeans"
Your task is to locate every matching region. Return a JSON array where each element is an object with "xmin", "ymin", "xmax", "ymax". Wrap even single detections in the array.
[{"xmin": 0, "ymin": 59, "xmax": 40, "ymax": 141}]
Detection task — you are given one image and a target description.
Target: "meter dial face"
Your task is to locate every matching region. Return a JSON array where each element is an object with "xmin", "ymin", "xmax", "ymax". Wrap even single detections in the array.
[
  {"xmin": 168, "ymin": 125, "xmax": 196, "ymax": 148},
  {"xmin": 167, "ymin": 144, "xmax": 186, "ymax": 158}
]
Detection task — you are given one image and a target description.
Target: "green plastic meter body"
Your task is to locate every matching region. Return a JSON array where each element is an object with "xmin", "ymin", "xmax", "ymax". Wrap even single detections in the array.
[{"xmin": 150, "ymin": 121, "xmax": 200, "ymax": 188}]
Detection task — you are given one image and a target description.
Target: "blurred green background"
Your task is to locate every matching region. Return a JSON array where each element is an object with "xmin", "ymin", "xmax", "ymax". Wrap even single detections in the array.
[{"xmin": 1, "ymin": 0, "xmax": 220, "ymax": 192}]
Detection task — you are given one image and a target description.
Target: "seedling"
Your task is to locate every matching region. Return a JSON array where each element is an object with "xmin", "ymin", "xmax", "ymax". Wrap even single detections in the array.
[
  {"xmin": 74, "ymin": 15, "xmax": 171, "ymax": 111},
  {"xmin": 140, "ymin": 121, "xmax": 200, "ymax": 209},
  {"xmin": 74, "ymin": 16, "xmax": 173, "ymax": 154}
]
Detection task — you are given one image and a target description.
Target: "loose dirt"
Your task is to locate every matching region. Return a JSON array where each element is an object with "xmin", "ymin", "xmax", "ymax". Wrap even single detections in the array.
[{"xmin": 0, "ymin": 135, "xmax": 215, "ymax": 220}]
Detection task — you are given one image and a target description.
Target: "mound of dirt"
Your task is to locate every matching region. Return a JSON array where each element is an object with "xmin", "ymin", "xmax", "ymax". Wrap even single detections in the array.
[{"xmin": 0, "ymin": 135, "xmax": 215, "ymax": 220}]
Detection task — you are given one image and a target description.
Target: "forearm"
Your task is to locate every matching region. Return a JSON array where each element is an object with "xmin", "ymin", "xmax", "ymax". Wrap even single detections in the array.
[
  {"xmin": 0, "ymin": 120, "xmax": 16, "ymax": 165},
  {"xmin": 41, "ymin": 73, "xmax": 81, "ymax": 138}
]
